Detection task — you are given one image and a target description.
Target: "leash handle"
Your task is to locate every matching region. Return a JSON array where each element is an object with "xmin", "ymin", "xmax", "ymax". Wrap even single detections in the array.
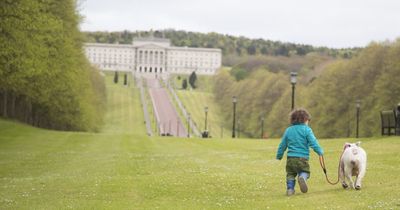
[{"xmin": 319, "ymin": 155, "xmax": 327, "ymax": 174}]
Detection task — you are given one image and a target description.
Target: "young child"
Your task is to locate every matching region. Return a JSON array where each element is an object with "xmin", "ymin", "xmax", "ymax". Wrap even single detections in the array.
[{"xmin": 276, "ymin": 108, "xmax": 324, "ymax": 196}]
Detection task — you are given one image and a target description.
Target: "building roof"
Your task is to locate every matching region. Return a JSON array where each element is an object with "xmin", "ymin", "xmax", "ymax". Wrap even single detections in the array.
[
  {"xmin": 84, "ymin": 37, "xmax": 221, "ymax": 53},
  {"xmin": 84, "ymin": 43, "xmax": 133, "ymax": 48},
  {"xmin": 168, "ymin": 46, "xmax": 221, "ymax": 52},
  {"xmin": 133, "ymin": 37, "xmax": 170, "ymax": 43}
]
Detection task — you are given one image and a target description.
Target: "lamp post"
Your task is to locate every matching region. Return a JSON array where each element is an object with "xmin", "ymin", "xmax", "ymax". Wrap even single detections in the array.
[
  {"xmin": 290, "ymin": 72, "xmax": 298, "ymax": 110},
  {"xmin": 356, "ymin": 100, "xmax": 361, "ymax": 138},
  {"xmin": 260, "ymin": 116, "xmax": 264, "ymax": 139},
  {"xmin": 397, "ymin": 103, "xmax": 400, "ymax": 136},
  {"xmin": 203, "ymin": 106, "xmax": 209, "ymax": 138},
  {"xmin": 232, "ymin": 96, "xmax": 237, "ymax": 138},
  {"xmin": 237, "ymin": 120, "xmax": 241, "ymax": 138}
]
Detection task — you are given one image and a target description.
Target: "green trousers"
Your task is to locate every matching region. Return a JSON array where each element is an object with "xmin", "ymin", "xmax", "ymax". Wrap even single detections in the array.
[{"xmin": 286, "ymin": 157, "xmax": 310, "ymax": 180}]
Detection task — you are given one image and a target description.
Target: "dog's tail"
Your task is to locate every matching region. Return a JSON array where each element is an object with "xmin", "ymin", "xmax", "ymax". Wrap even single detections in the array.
[{"xmin": 350, "ymin": 159, "xmax": 359, "ymax": 166}]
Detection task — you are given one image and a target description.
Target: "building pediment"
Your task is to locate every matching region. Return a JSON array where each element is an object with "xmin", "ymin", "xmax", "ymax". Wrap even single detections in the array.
[{"xmin": 135, "ymin": 43, "xmax": 167, "ymax": 49}]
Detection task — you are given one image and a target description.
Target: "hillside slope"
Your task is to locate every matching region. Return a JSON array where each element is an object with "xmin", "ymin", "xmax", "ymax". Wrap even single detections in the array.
[{"xmin": 1, "ymin": 75, "xmax": 399, "ymax": 209}]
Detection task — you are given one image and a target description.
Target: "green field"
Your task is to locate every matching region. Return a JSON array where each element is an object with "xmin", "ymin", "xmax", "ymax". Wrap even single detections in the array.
[
  {"xmin": 171, "ymin": 74, "xmax": 216, "ymax": 93},
  {"xmin": 176, "ymin": 90, "xmax": 227, "ymax": 138},
  {"xmin": 1, "ymin": 76, "xmax": 400, "ymax": 209},
  {"xmin": 171, "ymin": 74, "xmax": 233, "ymax": 138}
]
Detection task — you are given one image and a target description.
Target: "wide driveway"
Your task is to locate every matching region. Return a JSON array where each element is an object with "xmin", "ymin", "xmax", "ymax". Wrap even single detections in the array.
[{"xmin": 147, "ymin": 78, "xmax": 187, "ymax": 137}]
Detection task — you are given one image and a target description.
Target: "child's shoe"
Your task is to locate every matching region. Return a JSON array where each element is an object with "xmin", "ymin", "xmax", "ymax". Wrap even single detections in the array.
[
  {"xmin": 286, "ymin": 179, "xmax": 296, "ymax": 196},
  {"xmin": 286, "ymin": 189, "xmax": 295, "ymax": 196},
  {"xmin": 298, "ymin": 176, "xmax": 308, "ymax": 193}
]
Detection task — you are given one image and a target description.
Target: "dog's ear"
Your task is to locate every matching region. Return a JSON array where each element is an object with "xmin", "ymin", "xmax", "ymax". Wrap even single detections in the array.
[
  {"xmin": 355, "ymin": 141, "xmax": 361, "ymax": 146},
  {"xmin": 343, "ymin": 142, "xmax": 351, "ymax": 150}
]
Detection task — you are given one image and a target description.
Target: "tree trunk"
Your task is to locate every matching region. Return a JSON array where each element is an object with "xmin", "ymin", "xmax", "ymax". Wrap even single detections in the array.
[
  {"xmin": 33, "ymin": 105, "xmax": 39, "ymax": 127},
  {"xmin": 26, "ymin": 100, "xmax": 32, "ymax": 124},
  {"xmin": 2, "ymin": 90, "xmax": 8, "ymax": 117},
  {"xmin": 10, "ymin": 92, "xmax": 16, "ymax": 118},
  {"xmin": 32, "ymin": 104, "xmax": 36, "ymax": 126}
]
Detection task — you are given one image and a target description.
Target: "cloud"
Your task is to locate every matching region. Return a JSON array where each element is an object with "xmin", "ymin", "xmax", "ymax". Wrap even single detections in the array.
[{"xmin": 80, "ymin": 0, "xmax": 400, "ymax": 48}]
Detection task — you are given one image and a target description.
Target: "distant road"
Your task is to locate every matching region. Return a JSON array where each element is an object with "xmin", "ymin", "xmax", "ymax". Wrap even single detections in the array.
[{"xmin": 147, "ymin": 78, "xmax": 187, "ymax": 137}]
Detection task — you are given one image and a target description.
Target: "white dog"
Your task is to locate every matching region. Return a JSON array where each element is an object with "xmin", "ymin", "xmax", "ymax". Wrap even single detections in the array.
[{"xmin": 339, "ymin": 141, "xmax": 367, "ymax": 190}]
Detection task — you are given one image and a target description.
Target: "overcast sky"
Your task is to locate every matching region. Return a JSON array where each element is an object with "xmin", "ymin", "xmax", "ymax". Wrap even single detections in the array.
[{"xmin": 79, "ymin": 0, "xmax": 400, "ymax": 48}]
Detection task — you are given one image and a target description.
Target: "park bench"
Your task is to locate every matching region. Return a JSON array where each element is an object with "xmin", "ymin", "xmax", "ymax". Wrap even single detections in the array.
[{"xmin": 380, "ymin": 110, "xmax": 397, "ymax": 136}]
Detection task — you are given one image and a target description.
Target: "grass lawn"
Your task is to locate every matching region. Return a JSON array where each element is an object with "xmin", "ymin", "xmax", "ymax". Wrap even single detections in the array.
[
  {"xmin": 176, "ymin": 90, "xmax": 226, "ymax": 138},
  {"xmin": 1, "ymin": 75, "xmax": 400, "ymax": 209},
  {"xmin": 170, "ymin": 74, "xmax": 215, "ymax": 93}
]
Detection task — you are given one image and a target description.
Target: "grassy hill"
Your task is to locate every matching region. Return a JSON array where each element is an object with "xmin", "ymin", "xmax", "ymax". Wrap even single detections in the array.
[
  {"xmin": 101, "ymin": 72, "xmax": 144, "ymax": 134},
  {"xmin": 171, "ymin": 73, "xmax": 235, "ymax": 138},
  {"xmin": 1, "ymin": 75, "xmax": 400, "ymax": 209},
  {"xmin": 176, "ymin": 90, "xmax": 227, "ymax": 138}
]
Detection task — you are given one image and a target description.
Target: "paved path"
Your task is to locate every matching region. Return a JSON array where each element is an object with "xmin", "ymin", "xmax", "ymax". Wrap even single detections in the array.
[{"xmin": 147, "ymin": 78, "xmax": 187, "ymax": 137}]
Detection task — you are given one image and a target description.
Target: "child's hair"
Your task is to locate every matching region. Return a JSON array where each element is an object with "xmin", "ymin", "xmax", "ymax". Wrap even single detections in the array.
[{"xmin": 290, "ymin": 108, "xmax": 311, "ymax": 124}]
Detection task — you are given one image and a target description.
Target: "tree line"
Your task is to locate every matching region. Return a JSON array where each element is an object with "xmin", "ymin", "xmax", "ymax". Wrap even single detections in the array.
[
  {"xmin": 213, "ymin": 40, "xmax": 400, "ymax": 138},
  {"xmin": 82, "ymin": 29, "xmax": 360, "ymax": 64},
  {"xmin": 0, "ymin": 0, "xmax": 106, "ymax": 131}
]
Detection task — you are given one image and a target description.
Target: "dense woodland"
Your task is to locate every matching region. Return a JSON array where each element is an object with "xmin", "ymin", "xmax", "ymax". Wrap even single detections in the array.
[
  {"xmin": 0, "ymin": 0, "xmax": 106, "ymax": 131},
  {"xmin": 83, "ymin": 29, "xmax": 360, "ymax": 65},
  {"xmin": 214, "ymin": 40, "xmax": 400, "ymax": 138}
]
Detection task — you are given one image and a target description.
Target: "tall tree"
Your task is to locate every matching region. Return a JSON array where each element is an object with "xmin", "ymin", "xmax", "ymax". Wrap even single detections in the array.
[
  {"xmin": 124, "ymin": 73, "xmax": 127, "ymax": 85},
  {"xmin": 182, "ymin": 79, "xmax": 188, "ymax": 90},
  {"xmin": 212, "ymin": 40, "xmax": 400, "ymax": 138},
  {"xmin": 114, "ymin": 71, "xmax": 119, "ymax": 84},
  {"xmin": 0, "ymin": 0, "xmax": 106, "ymax": 131},
  {"xmin": 189, "ymin": 71, "xmax": 197, "ymax": 89}
]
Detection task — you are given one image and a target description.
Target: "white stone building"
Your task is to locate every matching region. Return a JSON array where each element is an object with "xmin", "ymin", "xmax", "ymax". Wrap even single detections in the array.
[{"xmin": 84, "ymin": 37, "xmax": 222, "ymax": 77}]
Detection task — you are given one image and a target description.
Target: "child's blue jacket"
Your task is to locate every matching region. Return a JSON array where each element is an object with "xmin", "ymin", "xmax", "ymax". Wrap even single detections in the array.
[{"xmin": 276, "ymin": 123, "xmax": 324, "ymax": 160}]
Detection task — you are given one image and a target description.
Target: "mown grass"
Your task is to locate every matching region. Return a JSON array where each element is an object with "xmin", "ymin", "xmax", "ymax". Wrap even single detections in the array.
[
  {"xmin": 170, "ymin": 73, "xmax": 230, "ymax": 137},
  {"xmin": 171, "ymin": 74, "xmax": 215, "ymax": 93},
  {"xmin": 101, "ymin": 72, "xmax": 145, "ymax": 134},
  {"xmin": 1, "ymin": 74, "xmax": 400, "ymax": 209},
  {"xmin": 175, "ymin": 90, "xmax": 227, "ymax": 138}
]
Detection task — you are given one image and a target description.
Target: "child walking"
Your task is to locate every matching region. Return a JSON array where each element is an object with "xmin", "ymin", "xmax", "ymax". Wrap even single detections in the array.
[{"xmin": 276, "ymin": 108, "xmax": 324, "ymax": 196}]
